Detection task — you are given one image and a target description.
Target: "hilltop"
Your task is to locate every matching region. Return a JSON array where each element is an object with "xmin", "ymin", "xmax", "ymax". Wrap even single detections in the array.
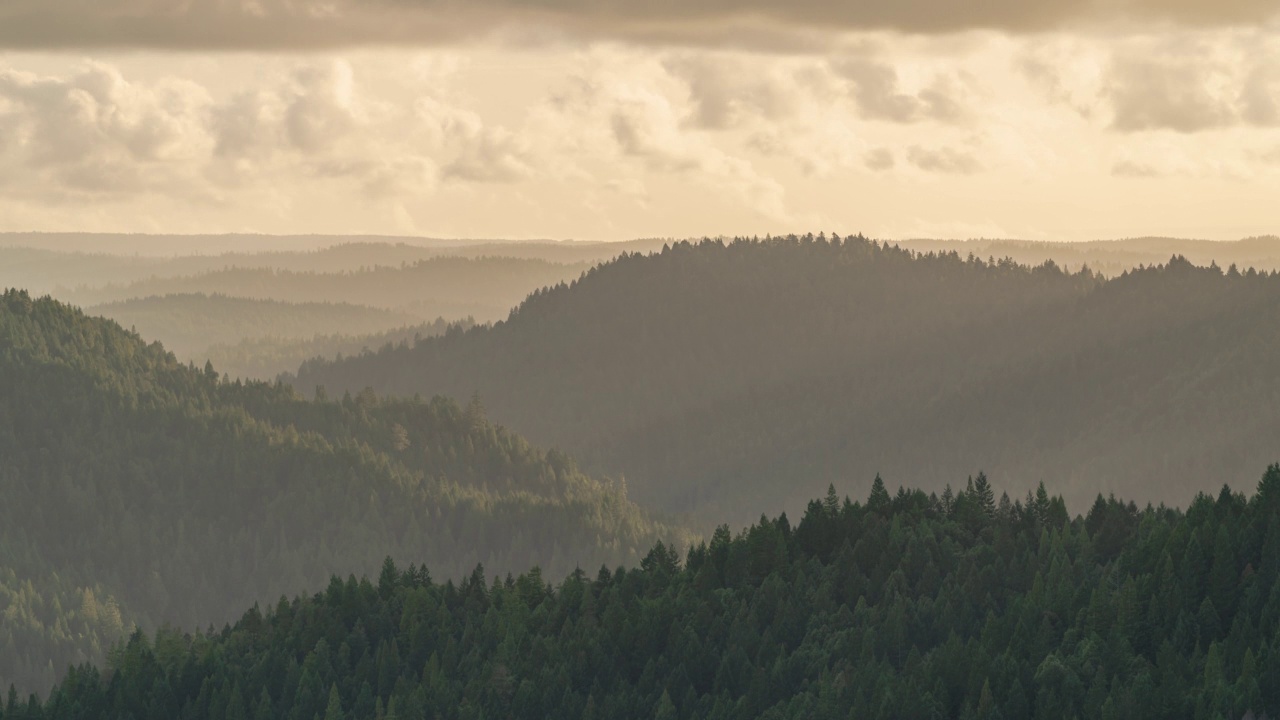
[
  {"xmin": 294, "ymin": 235, "xmax": 1280, "ymax": 524},
  {"xmin": 0, "ymin": 290, "xmax": 688, "ymax": 694}
]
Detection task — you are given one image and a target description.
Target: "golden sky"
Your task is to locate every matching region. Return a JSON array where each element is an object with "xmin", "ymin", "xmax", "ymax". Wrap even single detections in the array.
[{"xmin": 0, "ymin": 1, "xmax": 1277, "ymax": 240}]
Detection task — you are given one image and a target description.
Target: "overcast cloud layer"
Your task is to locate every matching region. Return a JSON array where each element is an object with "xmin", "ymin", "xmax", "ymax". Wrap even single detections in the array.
[
  {"xmin": 1, "ymin": 28, "xmax": 1277, "ymax": 241},
  {"xmin": 0, "ymin": 0, "xmax": 1277, "ymax": 241},
  {"xmin": 1, "ymin": 0, "xmax": 1279, "ymax": 50}
]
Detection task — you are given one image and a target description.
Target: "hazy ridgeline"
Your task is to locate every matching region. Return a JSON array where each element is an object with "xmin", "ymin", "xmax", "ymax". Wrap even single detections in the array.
[
  {"xmin": 0, "ymin": 239, "xmax": 667, "ymax": 300},
  {"xmin": 896, "ymin": 236, "xmax": 1280, "ymax": 278},
  {"xmin": 61, "ymin": 258, "xmax": 593, "ymax": 322},
  {"xmin": 89, "ymin": 293, "xmax": 421, "ymax": 359},
  {"xmin": 295, "ymin": 235, "xmax": 1280, "ymax": 526},
  {"xmin": 202, "ymin": 318, "xmax": 474, "ymax": 382},
  {"xmin": 25, "ymin": 470, "xmax": 1280, "ymax": 720},
  {"xmin": 0, "ymin": 291, "xmax": 689, "ymax": 695},
  {"xmin": 4, "ymin": 234, "xmax": 1276, "ymax": 384},
  {"xmin": 0, "ymin": 239, "xmax": 647, "ymax": 380}
]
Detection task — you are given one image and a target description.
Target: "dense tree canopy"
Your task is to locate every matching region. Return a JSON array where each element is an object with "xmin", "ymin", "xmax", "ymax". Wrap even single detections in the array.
[
  {"xmin": 18, "ymin": 467, "xmax": 1280, "ymax": 720},
  {"xmin": 0, "ymin": 290, "xmax": 687, "ymax": 695},
  {"xmin": 293, "ymin": 235, "xmax": 1280, "ymax": 526}
]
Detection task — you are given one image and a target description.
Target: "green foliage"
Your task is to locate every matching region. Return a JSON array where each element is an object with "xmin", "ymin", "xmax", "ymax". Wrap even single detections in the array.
[
  {"xmin": 0, "ymin": 289, "xmax": 688, "ymax": 696},
  {"xmin": 25, "ymin": 469, "xmax": 1280, "ymax": 719},
  {"xmin": 293, "ymin": 235, "xmax": 1280, "ymax": 525}
]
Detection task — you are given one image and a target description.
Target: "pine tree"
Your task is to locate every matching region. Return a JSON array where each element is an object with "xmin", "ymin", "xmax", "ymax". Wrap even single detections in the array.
[{"xmin": 323, "ymin": 684, "xmax": 344, "ymax": 720}]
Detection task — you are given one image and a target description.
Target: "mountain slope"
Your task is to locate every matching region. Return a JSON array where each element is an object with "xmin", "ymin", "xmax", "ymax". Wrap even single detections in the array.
[
  {"xmin": 203, "ymin": 317, "xmax": 471, "ymax": 381},
  {"xmin": 0, "ymin": 289, "xmax": 688, "ymax": 694},
  {"xmin": 89, "ymin": 293, "xmax": 420, "ymax": 360},
  {"xmin": 26, "ymin": 470, "xmax": 1280, "ymax": 719},
  {"xmin": 292, "ymin": 236, "xmax": 1280, "ymax": 524}
]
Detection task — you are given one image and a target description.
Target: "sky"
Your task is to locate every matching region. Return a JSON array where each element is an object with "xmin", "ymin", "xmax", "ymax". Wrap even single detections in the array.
[{"xmin": 0, "ymin": 1, "xmax": 1278, "ymax": 241}]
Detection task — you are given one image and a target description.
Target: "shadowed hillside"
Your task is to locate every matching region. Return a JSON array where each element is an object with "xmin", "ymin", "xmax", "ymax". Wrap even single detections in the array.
[
  {"xmin": 0, "ymin": 289, "xmax": 689, "ymax": 695},
  {"xmin": 293, "ymin": 235, "xmax": 1280, "ymax": 525},
  {"xmin": 88, "ymin": 293, "xmax": 420, "ymax": 360}
]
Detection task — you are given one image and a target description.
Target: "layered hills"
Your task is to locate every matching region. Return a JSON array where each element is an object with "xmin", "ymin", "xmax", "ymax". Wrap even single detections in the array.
[
  {"xmin": 293, "ymin": 235, "xmax": 1280, "ymax": 524},
  {"xmin": 0, "ymin": 290, "xmax": 686, "ymax": 694}
]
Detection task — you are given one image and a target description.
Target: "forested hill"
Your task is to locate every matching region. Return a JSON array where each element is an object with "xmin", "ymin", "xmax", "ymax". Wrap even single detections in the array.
[
  {"xmin": 24, "ymin": 469, "xmax": 1280, "ymax": 720},
  {"xmin": 88, "ymin": 293, "xmax": 420, "ymax": 360},
  {"xmin": 0, "ymin": 290, "xmax": 688, "ymax": 695},
  {"xmin": 62, "ymin": 257, "xmax": 592, "ymax": 323},
  {"xmin": 292, "ymin": 236, "xmax": 1280, "ymax": 525}
]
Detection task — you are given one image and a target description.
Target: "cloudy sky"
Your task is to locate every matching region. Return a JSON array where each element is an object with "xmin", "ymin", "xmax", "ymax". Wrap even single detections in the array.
[{"xmin": 0, "ymin": 1, "xmax": 1277, "ymax": 241}]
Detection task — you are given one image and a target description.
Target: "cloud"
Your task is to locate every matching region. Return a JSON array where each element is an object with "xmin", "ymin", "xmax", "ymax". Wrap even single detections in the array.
[
  {"xmin": 663, "ymin": 55, "xmax": 806, "ymax": 130},
  {"xmin": 1, "ymin": 0, "xmax": 1279, "ymax": 51},
  {"xmin": 415, "ymin": 97, "xmax": 533, "ymax": 182},
  {"xmin": 0, "ymin": 58, "xmax": 531, "ymax": 207},
  {"xmin": 1103, "ymin": 37, "xmax": 1280, "ymax": 133},
  {"xmin": 537, "ymin": 54, "xmax": 796, "ymax": 220},
  {"xmin": 0, "ymin": 63, "xmax": 214, "ymax": 200},
  {"xmin": 1106, "ymin": 53, "xmax": 1237, "ymax": 133},
  {"xmin": 1111, "ymin": 159, "xmax": 1163, "ymax": 177},
  {"xmin": 864, "ymin": 148, "xmax": 896, "ymax": 171},
  {"xmin": 834, "ymin": 58, "xmax": 966, "ymax": 124},
  {"xmin": 1240, "ymin": 61, "xmax": 1280, "ymax": 126},
  {"xmin": 907, "ymin": 145, "xmax": 982, "ymax": 174}
]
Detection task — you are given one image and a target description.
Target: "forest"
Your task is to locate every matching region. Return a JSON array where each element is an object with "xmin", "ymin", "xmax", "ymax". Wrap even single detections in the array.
[
  {"xmin": 202, "ymin": 318, "xmax": 473, "ymax": 382},
  {"xmin": 293, "ymin": 235, "xmax": 1280, "ymax": 526},
  {"xmin": 896, "ymin": 236, "xmax": 1280, "ymax": 278},
  {"xmin": 14, "ymin": 467, "xmax": 1280, "ymax": 720},
  {"xmin": 89, "ymin": 294, "xmax": 421, "ymax": 362},
  {"xmin": 0, "ymin": 290, "xmax": 687, "ymax": 695}
]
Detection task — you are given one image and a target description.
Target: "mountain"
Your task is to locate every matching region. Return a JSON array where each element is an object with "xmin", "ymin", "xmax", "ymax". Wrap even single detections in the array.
[
  {"xmin": 0, "ymin": 233, "xmax": 473, "ymax": 256},
  {"xmin": 0, "ymin": 289, "xmax": 688, "ymax": 695},
  {"xmin": 7, "ymin": 236, "xmax": 1272, "ymax": 302},
  {"xmin": 896, "ymin": 235, "xmax": 1280, "ymax": 277},
  {"xmin": 24, "ymin": 470, "xmax": 1280, "ymax": 719},
  {"xmin": 0, "ymin": 241, "xmax": 669, "ymax": 299},
  {"xmin": 203, "ymin": 318, "xmax": 473, "ymax": 382},
  {"xmin": 63, "ymin": 257, "xmax": 593, "ymax": 323},
  {"xmin": 292, "ymin": 236, "xmax": 1280, "ymax": 525},
  {"xmin": 88, "ymin": 294, "xmax": 420, "ymax": 362}
]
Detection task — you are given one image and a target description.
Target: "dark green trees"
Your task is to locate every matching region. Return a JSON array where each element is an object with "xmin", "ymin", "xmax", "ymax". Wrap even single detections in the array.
[{"xmin": 0, "ymin": 289, "xmax": 687, "ymax": 696}]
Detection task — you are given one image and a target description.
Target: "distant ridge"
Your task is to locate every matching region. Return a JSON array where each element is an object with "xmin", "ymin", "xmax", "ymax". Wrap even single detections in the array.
[
  {"xmin": 894, "ymin": 235, "xmax": 1280, "ymax": 276},
  {"xmin": 0, "ymin": 232, "xmax": 511, "ymax": 256},
  {"xmin": 294, "ymin": 234, "xmax": 1280, "ymax": 525}
]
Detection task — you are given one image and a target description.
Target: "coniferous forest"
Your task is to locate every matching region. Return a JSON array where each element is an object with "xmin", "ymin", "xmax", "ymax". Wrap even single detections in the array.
[
  {"xmin": 4, "ymin": 0, "xmax": 1278, "ymax": 709},
  {"xmin": 16, "ymin": 469, "xmax": 1280, "ymax": 720},
  {"xmin": 294, "ymin": 235, "xmax": 1280, "ymax": 525},
  {"xmin": 4, "ymin": 235, "xmax": 1280, "ymax": 718},
  {"xmin": 0, "ymin": 290, "xmax": 685, "ymax": 695}
]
